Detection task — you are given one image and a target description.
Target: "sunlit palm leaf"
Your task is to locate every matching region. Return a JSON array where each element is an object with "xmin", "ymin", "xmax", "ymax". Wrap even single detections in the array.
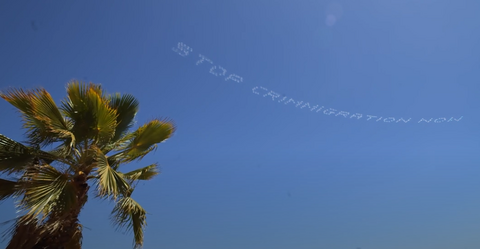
[
  {"xmin": 61, "ymin": 81, "xmax": 91, "ymax": 122},
  {"xmin": 123, "ymin": 163, "xmax": 159, "ymax": 182},
  {"xmin": 93, "ymin": 147, "xmax": 130, "ymax": 199},
  {"xmin": 29, "ymin": 89, "xmax": 74, "ymax": 144},
  {"xmin": 61, "ymin": 81, "xmax": 117, "ymax": 144},
  {"xmin": 61, "ymin": 81, "xmax": 104, "ymax": 120},
  {"xmin": 0, "ymin": 88, "xmax": 73, "ymax": 146},
  {"xmin": 111, "ymin": 196, "xmax": 147, "ymax": 248},
  {"xmin": 103, "ymin": 132, "xmax": 134, "ymax": 153},
  {"xmin": 104, "ymin": 132, "xmax": 135, "ymax": 170},
  {"xmin": 86, "ymin": 88, "xmax": 118, "ymax": 144},
  {"xmin": 0, "ymin": 88, "xmax": 36, "ymax": 115},
  {"xmin": 117, "ymin": 119, "xmax": 175, "ymax": 162},
  {"xmin": 19, "ymin": 165, "xmax": 76, "ymax": 219},
  {"xmin": 108, "ymin": 93, "xmax": 139, "ymax": 143},
  {"xmin": 0, "ymin": 88, "xmax": 45, "ymax": 144}
]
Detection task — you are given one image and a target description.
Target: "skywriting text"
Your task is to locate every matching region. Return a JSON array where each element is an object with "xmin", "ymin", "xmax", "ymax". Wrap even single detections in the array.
[{"xmin": 172, "ymin": 42, "xmax": 463, "ymax": 125}]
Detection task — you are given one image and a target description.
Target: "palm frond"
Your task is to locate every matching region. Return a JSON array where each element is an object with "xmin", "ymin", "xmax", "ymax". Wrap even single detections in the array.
[
  {"xmin": 103, "ymin": 132, "xmax": 135, "ymax": 170},
  {"xmin": 108, "ymin": 93, "xmax": 139, "ymax": 143},
  {"xmin": 0, "ymin": 88, "xmax": 73, "ymax": 146},
  {"xmin": 0, "ymin": 134, "xmax": 63, "ymax": 174},
  {"xmin": 18, "ymin": 165, "xmax": 76, "ymax": 219},
  {"xmin": 123, "ymin": 163, "xmax": 160, "ymax": 181},
  {"xmin": 0, "ymin": 134, "xmax": 35, "ymax": 174},
  {"xmin": 93, "ymin": 147, "xmax": 130, "ymax": 199},
  {"xmin": 0, "ymin": 88, "xmax": 44, "ymax": 144},
  {"xmin": 61, "ymin": 81, "xmax": 117, "ymax": 145},
  {"xmin": 0, "ymin": 178, "xmax": 20, "ymax": 202},
  {"xmin": 122, "ymin": 163, "xmax": 159, "ymax": 182},
  {"xmin": 114, "ymin": 119, "xmax": 175, "ymax": 163},
  {"xmin": 111, "ymin": 195, "xmax": 147, "ymax": 249},
  {"xmin": 46, "ymin": 143, "xmax": 76, "ymax": 166},
  {"xmin": 30, "ymin": 89, "xmax": 74, "ymax": 142},
  {"xmin": 86, "ymin": 87, "xmax": 118, "ymax": 144},
  {"xmin": 103, "ymin": 132, "xmax": 134, "ymax": 154}
]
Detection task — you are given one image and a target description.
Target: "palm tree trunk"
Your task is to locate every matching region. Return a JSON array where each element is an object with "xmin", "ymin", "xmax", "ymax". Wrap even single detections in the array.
[{"xmin": 5, "ymin": 219, "xmax": 42, "ymax": 249}]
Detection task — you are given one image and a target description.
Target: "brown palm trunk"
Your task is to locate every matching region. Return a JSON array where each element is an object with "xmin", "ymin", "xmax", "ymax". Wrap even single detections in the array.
[{"xmin": 5, "ymin": 219, "xmax": 42, "ymax": 249}]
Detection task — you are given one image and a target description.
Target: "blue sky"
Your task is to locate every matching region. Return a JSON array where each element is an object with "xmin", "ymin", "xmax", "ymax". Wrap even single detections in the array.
[{"xmin": 0, "ymin": 0, "xmax": 480, "ymax": 248}]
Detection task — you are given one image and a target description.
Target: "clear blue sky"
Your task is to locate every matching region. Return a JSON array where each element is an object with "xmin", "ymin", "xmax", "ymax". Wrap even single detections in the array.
[{"xmin": 1, "ymin": 1, "xmax": 480, "ymax": 248}]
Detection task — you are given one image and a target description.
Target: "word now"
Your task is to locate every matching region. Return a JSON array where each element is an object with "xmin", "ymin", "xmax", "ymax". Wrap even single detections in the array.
[
  {"xmin": 172, "ymin": 42, "xmax": 464, "ymax": 125},
  {"xmin": 253, "ymin": 86, "xmax": 463, "ymax": 124}
]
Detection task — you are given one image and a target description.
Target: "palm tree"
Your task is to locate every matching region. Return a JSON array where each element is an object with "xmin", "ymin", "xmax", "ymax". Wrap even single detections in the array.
[{"xmin": 0, "ymin": 81, "xmax": 175, "ymax": 249}]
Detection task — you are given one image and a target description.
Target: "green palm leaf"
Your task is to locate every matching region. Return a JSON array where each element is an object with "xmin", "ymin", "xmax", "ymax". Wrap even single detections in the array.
[
  {"xmin": 115, "ymin": 119, "xmax": 175, "ymax": 163},
  {"xmin": 122, "ymin": 163, "xmax": 159, "ymax": 182},
  {"xmin": 0, "ymin": 88, "xmax": 45, "ymax": 144},
  {"xmin": 19, "ymin": 165, "xmax": 76, "ymax": 219},
  {"xmin": 108, "ymin": 93, "xmax": 139, "ymax": 143},
  {"xmin": 30, "ymin": 89, "xmax": 74, "ymax": 140},
  {"xmin": 87, "ymin": 88, "xmax": 118, "ymax": 144},
  {"xmin": 104, "ymin": 132, "xmax": 135, "ymax": 170},
  {"xmin": 111, "ymin": 195, "xmax": 147, "ymax": 249},
  {"xmin": 0, "ymin": 88, "xmax": 73, "ymax": 146},
  {"xmin": 61, "ymin": 81, "xmax": 117, "ymax": 145},
  {"xmin": 93, "ymin": 147, "xmax": 130, "ymax": 199},
  {"xmin": 0, "ymin": 134, "xmax": 35, "ymax": 174},
  {"xmin": 0, "ymin": 134, "xmax": 62, "ymax": 174}
]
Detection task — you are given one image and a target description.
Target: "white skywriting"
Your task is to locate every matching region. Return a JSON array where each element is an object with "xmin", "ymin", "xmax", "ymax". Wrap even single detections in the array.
[{"xmin": 172, "ymin": 42, "xmax": 463, "ymax": 124}]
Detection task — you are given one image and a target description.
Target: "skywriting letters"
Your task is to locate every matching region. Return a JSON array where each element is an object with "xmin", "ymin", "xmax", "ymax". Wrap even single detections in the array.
[
  {"xmin": 252, "ymin": 86, "xmax": 462, "ymax": 124},
  {"xmin": 172, "ymin": 42, "xmax": 463, "ymax": 124}
]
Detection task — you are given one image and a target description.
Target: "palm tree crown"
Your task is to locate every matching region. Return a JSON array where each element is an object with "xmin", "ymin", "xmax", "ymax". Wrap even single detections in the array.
[{"xmin": 0, "ymin": 81, "xmax": 175, "ymax": 249}]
